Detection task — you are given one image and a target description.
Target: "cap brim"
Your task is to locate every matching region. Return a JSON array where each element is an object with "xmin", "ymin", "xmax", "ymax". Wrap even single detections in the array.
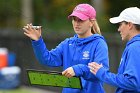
[
  {"xmin": 68, "ymin": 12, "xmax": 89, "ymax": 20},
  {"xmin": 109, "ymin": 17, "xmax": 124, "ymax": 24}
]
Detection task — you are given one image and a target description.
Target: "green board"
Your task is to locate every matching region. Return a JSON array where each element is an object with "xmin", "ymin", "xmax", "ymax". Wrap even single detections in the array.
[{"xmin": 27, "ymin": 69, "xmax": 82, "ymax": 89}]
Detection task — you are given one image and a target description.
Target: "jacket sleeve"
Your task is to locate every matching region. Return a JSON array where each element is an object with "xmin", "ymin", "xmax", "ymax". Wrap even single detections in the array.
[
  {"xmin": 31, "ymin": 37, "xmax": 64, "ymax": 66},
  {"xmin": 73, "ymin": 39, "xmax": 109, "ymax": 81},
  {"xmin": 72, "ymin": 64, "xmax": 98, "ymax": 81},
  {"xmin": 96, "ymin": 46, "xmax": 140, "ymax": 91}
]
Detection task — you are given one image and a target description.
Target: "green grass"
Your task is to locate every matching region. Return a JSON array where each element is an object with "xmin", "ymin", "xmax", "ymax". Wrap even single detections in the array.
[
  {"xmin": 0, "ymin": 87, "xmax": 45, "ymax": 93},
  {"xmin": 0, "ymin": 89, "xmax": 33, "ymax": 93}
]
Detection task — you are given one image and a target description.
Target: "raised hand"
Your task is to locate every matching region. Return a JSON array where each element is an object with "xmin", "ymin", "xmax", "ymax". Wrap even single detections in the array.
[{"xmin": 23, "ymin": 23, "xmax": 42, "ymax": 41}]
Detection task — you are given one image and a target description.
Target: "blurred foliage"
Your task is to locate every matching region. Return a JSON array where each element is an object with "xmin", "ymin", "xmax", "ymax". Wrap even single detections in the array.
[
  {"xmin": 107, "ymin": 0, "xmax": 140, "ymax": 17},
  {"xmin": 0, "ymin": 0, "xmax": 140, "ymax": 33},
  {"xmin": 103, "ymin": 0, "xmax": 140, "ymax": 33},
  {"xmin": 33, "ymin": 0, "xmax": 90, "ymax": 32},
  {"xmin": 0, "ymin": 0, "xmax": 21, "ymax": 28}
]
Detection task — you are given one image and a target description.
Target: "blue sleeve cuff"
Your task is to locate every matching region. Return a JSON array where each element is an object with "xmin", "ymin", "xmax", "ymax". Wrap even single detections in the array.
[
  {"xmin": 96, "ymin": 67, "xmax": 106, "ymax": 81},
  {"xmin": 31, "ymin": 37, "xmax": 43, "ymax": 46},
  {"xmin": 72, "ymin": 65, "xmax": 83, "ymax": 77}
]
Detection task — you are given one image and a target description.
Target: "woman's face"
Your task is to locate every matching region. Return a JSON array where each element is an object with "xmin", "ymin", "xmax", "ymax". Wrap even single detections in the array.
[
  {"xmin": 72, "ymin": 16, "xmax": 93, "ymax": 38},
  {"xmin": 118, "ymin": 22, "xmax": 132, "ymax": 41}
]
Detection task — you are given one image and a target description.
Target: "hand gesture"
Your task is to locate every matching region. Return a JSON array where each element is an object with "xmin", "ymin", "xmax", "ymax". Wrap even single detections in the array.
[{"xmin": 23, "ymin": 24, "xmax": 42, "ymax": 41}]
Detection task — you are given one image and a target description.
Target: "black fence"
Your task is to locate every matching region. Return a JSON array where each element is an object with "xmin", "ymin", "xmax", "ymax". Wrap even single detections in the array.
[{"xmin": 0, "ymin": 29, "xmax": 125, "ymax": 93}]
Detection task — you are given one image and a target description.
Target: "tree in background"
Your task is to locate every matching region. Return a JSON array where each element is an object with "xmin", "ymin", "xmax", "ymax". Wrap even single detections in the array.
[
  {"xmin": 0, "ymin": 0, "xmax": 21, "ymax": 28},
  {"xmin": 33, "ymin": 0, "xmax": 90, "ymax": 32},
  {"xmin": 0, "ymin": 0, "xmax": 140, "ymax": 33},
  {"xmin": 104, "ymin": 0, "xmax": 140, "ymax": 33}
]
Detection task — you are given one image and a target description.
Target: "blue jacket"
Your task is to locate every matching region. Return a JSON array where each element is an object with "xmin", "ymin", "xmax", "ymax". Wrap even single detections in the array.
[
  {"xmin": 96, "ymin": 34, "xmax": 140, "ymax": 93},
  {"xmin": 31, "ymin": 34, "xmax": 109, "ymax": 93}
]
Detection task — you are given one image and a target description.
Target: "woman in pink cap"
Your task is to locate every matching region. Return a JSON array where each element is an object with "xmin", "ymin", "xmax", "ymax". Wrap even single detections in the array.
[{"xmin": 23, "ymin": 3, "xmax": 109, "ymax": 93}]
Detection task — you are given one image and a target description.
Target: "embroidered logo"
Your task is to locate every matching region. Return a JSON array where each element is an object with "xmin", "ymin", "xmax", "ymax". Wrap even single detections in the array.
[
  {"xmin": 74, "ymin": 6, "xmax": 87, "ymax": 12},
  {"xmin": 82, "ymin": 51, "xmax": 90, "ymax": 59}
]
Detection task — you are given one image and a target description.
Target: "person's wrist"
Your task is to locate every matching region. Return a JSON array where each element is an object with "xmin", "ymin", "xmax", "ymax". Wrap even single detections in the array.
[
  {"xmin": 31, "ymin": 36, "xmax": 40, "ymax": 41},
  {"xmin": 34, "ymin": 37, "xmax": 40, "ymax": 41}
]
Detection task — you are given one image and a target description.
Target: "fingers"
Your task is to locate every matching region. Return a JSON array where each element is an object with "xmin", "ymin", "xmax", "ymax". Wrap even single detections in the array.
[
  {"xmin": 88, "ymin": 63, "xmax": 96, "ymax": 74},
  {"xmin": 23, "ymin": 31, "xmax": 31, "ymax": 37},
  {"xmin": 89, "ymin": 62, "xmax": 102, "ymax": 68},
  {"xmin": 38, "ymin": 27, "xmax": 42, "ymax": 33},
  {"xmin": 23, "ymin": 23, "xmax": 42, "ymax": 40},
  {"xmin": 23, "ymin": 23, "xmax": 33, "ymax": 33},
  {"xmin": 88, "ymin": 62, "xmax": 103, "ymax": 75},
  {"xmin": 62, "ymin": 67, "xmax": 75, "ymax": 78},
  {"xmin": 62, "ymin": 70, "xmax": 72, "ymax": 78},
  {"xmin": 62, "ymin": 71, "xmax": 72, "ymax": 78},
  {"xmin": 23, "ymin": 24, "xmax": 42, "ymax": 34}
]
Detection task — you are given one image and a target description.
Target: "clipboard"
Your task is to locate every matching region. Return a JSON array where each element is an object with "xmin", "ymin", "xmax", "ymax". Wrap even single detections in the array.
[{"xmin": 26, "ymin": 69, "xmax": 82, "ymax": 89}]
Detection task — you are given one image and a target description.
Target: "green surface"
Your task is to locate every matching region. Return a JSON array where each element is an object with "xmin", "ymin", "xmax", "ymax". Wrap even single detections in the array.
[
  {"xmin": 27, "ymin": 70, "xmax": 82, "ymax": 89},
  {"xmin": 0, "ymin": 88, "xmax": 41, "ymax": 93}
]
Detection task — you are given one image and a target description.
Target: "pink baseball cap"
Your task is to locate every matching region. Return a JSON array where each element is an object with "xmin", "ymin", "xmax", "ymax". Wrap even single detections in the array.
[{"xmin": 68, "ymin": 4, "xmax": 96, "ymax": 20}]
